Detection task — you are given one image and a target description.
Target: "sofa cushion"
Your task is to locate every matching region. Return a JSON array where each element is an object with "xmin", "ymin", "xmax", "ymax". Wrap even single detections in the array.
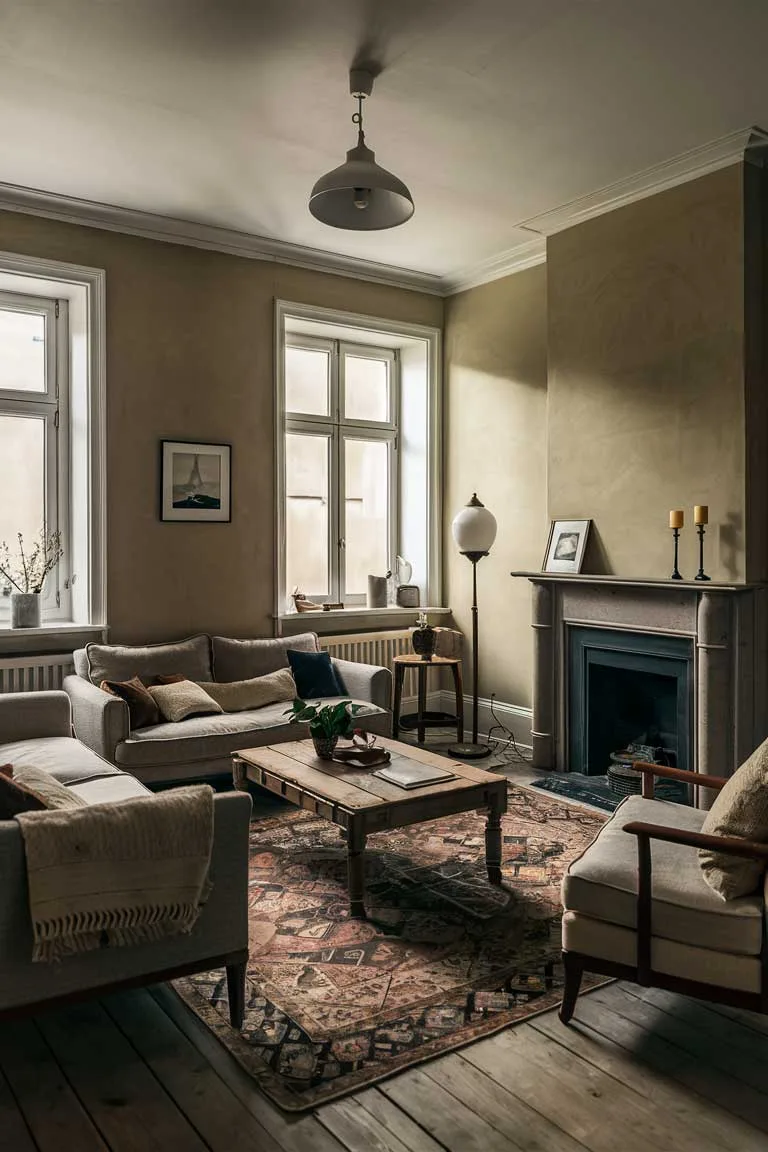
[
  {"xmin": 287, "ymin": 649, "xmax": 345, "ymax": 698},
  {"xmin": 100, "ymin": 676, "xmax": 160, "ymax": 729},
  {"xmin": 562, "ymin": 795, "xmax": 764, "ymax": 956},
  {"xmin": 84, "ymin": 635, "xmax": 212, "ymax": 687},
  {"xmin": 115, "ymin": 698, "xmax": 386, "ymax": 769},
  {"xmin": 198, "ymin": 668, "xmax": 295, "ymax": 713},
  {"xmin": 147, "ymin": 681, "xmax": 223, "ymax": 723},
  {"xmin": 13, "ymin": 766, "xmax": 88, "ymax": 811},
  {"xmin": 68, "ymin": 773, "xmax": 152, "ymax": 805},
  {"xmin": 0, "ymin": 736, "xmax": 123, "ymax": 785},
  {"xmin": 212, "ymin": 633, "xmax": 318, "ymax": 682},
  {"xmin": 699, "ymin": 737, "xmax": 768, "ymax": 899}
]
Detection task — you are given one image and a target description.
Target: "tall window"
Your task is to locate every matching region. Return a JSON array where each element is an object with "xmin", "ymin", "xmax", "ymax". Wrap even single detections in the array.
[
  {"xmin": 0, "ymin": 290, "xmax": 69, "ymax": 619},
  {"xmin": 284, "ymin": 337, "xmax": 398, "ymax": 605}
]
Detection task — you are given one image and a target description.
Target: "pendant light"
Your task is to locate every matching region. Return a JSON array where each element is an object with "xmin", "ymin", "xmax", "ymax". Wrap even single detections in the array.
[{"xmin": 309, "ymin": 69, "xmax": 414, "ymax": 231}]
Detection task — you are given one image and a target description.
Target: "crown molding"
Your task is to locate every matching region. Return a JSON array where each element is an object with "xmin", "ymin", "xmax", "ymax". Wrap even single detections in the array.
[
  {"xmin": 441, "ymin": 236, "xmax": 546, "ymax": 295},
  {"xmin": 0, "ymin": 125, "xmax": 764, "ymax": 300},
  {"xmin": 443, "ymin": 125, "xmax": 768, "ymax": 295},
  {"xmin": 0, "ymin": 179, "xmax": 444, "ymax": 296}
]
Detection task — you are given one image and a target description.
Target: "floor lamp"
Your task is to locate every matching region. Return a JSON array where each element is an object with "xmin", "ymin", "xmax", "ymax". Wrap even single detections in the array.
[{"xmin": 447, "ymin": 493, "xmax": 497, "ymax": 760}]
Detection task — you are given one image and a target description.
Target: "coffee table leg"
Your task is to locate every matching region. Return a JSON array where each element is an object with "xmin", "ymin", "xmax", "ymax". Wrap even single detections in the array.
[
  {"xmin": 486, "ymin": 797, "xmax": 503, "ymax": 885},
  {"xmin": 232, "ymin": 758, "xmax": 247, "ymax": 791},
  {"xmin": 347, "ymin": 820, "xmax": 367, "ymax": 919}
]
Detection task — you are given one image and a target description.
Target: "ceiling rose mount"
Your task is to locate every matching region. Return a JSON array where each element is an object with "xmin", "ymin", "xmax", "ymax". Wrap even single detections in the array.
[{"xmin": 309, "ymin": 68, "xmax": 414, "ymax": 231}]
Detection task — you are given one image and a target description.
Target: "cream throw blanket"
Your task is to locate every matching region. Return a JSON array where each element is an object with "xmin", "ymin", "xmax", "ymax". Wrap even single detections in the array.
[{"xmin": 15, "ymin": 785, "xmax": 214, "ymax": 962}]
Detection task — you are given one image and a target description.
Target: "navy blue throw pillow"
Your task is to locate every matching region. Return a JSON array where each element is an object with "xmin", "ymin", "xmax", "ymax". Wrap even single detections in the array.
[{"xmin": 287, "ymin": 649, "xmax": 346, "ymax": 699}]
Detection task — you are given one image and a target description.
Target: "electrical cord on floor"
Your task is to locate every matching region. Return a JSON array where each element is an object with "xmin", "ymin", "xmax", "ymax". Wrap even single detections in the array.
[{"xmin": 486, "ymin": 693, "xmax": 533, "ymax": 765}]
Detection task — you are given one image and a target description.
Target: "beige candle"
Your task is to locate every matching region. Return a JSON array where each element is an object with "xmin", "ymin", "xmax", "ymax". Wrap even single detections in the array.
[
  {"xmin": 669, "ymin": 510, "xmax": 684, "ymax": 529},
  {"xmin": 694, "ymin": 505, "xmax": 709, "ymax": 525}
]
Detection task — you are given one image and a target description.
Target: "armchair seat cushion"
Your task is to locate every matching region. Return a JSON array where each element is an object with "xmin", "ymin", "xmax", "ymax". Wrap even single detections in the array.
[
  {"xmin": 114, "ymin": 698, "xmax": 388, "ymax": 770},
  {"xmin": 0, "ymin": 736, "xmax": 123, "ymax": 786},
  {"xmin": 562, "ymin": 795, "xmax": 764, "ymax": 956},
  {"xmin": 562, "ymin": 911, "xmax": 762, "ymax": 993}
]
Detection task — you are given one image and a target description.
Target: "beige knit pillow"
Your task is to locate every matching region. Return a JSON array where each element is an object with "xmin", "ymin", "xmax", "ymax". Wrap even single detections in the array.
[
  {"xmin": 699, "ymin": 737, "xmax": 768, "ymax": 899},
  {"xmin": 198, "ymin": 668, "xmax": 295, "ymax": 713},
  {"xmin": 147, "ymin": 681, "xmax": 223, "ymax": 723},
  {"xmin": 13, "ymin": 767, "xmax": 88, "ymax": 811}
]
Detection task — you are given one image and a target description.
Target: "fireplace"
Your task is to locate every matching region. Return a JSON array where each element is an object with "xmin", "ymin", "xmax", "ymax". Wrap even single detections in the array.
[
  {"xmin": 568, "ymin": 627, "xmax": 693, "ymax": 775},
  {"xmin": 513, "ymin": 571, "xmax": 768, "ymax": 805}
]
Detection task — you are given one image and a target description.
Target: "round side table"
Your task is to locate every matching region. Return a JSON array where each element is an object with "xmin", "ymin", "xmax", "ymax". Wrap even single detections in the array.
[{"xmin": 392, "ymin": 654, "xmax": 464, "ymax": 745}]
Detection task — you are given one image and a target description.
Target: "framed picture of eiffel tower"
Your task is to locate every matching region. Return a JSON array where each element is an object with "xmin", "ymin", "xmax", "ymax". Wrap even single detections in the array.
[{"xmin": 160, "ymin": 440, "xmax": 231, "ymax": 522}]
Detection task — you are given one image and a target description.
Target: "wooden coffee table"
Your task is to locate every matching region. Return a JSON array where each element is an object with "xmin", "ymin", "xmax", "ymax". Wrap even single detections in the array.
[{"xmin": 233, "ymin": 737, "xmax": 507, "ymax": 918}]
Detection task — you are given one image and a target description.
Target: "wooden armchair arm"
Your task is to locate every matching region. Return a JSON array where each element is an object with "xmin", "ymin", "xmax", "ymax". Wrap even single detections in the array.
[
  {"xmin": 632, "ymin": 760, "xmax": 729, "ymax": 799},
  {"xmin": 623, "ymin": 820, "xmax": 768, "ymax": 861},
  {"xmin": 623, "ymin": 819, "xmax": 768, "ymax": 983}
]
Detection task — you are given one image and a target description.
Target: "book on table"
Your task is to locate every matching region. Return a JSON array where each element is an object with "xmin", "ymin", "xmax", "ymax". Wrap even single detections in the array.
[{"xmin": 373, "ymin": 757, "xmax": 456, "ymax": 789}]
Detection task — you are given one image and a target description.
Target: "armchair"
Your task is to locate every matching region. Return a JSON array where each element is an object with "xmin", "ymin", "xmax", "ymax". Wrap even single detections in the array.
[{"xmin": 560, "ymin": 762, "xmax": 768, "ymax": 1024}]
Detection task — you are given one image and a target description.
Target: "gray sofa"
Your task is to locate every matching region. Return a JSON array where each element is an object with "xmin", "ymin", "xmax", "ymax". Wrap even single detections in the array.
[
  {"xmin": 0, "ymin": 691, "xmax": 251, "ymax": 1022},
  {"xmin": 64, "ymin": 631, "xmax": 392, "ymax": 785}
]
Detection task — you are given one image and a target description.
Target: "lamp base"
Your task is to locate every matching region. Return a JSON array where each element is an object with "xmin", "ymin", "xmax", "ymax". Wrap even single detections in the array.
[{"xmin": 446, "ymin": 741, "xmax": 493, "ymax": 760}]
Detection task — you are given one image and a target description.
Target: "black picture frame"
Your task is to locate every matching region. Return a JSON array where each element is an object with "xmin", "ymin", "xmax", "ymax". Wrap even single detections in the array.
[{"xmin": 160, "ymin": 440, "xmax": 232, "ymax": 522}]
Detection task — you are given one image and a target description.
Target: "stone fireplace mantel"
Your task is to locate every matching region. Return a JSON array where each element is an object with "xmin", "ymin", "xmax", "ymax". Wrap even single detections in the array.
[{"xmin": 510, "ymin": 572, "xmax": 768, "ymax": 789}]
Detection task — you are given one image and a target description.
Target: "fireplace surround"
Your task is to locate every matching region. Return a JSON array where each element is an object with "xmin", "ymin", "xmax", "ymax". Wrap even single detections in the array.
[{"xmin": 512, "ymin": 573, "xmax": 768, "ymax": 800}]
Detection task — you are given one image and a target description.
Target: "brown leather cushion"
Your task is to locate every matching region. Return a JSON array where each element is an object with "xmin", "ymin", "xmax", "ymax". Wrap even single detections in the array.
[
  {"xmin": 0, "ymin": 763, "xmax": 47, "ymax": 818},
  {"xmin": 100, "ymin": 676, "xmax": 160, "ymax": 730}
]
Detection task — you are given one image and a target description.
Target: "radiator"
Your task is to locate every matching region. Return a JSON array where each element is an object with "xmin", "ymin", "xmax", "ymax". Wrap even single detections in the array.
[
  {"xmin": 320, "ymin": 629, "xmax": 421, "ymax": 700},
  {"xmin": 0, "ymin": 654, "xmax": 75, "ymax": 693}
]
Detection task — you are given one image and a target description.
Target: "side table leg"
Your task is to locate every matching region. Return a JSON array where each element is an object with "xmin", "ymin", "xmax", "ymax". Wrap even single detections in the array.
[
  {"xmin": 232, "ymin": 758, "xmax": 247, "ymax": 791},
  {"xmin": 417, "ymin": 664, "xmax": 427, "ymax": 744},
  {"xmin": 347, "ymin": 820, "xmax": 367, "ymax": 919},
  {"xmin": 485, "ymin": 796, "xmax": 503, "ymax": 885},
  {"xmin": 392, "ymin": 664, "xmax": 404, "ymax": 740}
]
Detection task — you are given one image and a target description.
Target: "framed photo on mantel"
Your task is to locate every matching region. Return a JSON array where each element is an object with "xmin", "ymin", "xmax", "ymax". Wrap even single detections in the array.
[
  {"xmin": 543, "ymin": 519, "xmax": 591, "ymax": 574},
  {"xmin": 160, "ymin": 440, "xmax": 232, "ymax": 522}
]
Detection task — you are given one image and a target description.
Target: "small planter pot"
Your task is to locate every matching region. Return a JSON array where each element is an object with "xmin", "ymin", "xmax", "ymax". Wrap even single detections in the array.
[
  {"xmin": 312, "ymin": 733, "xmax": 339, "ymax": 760},
  {"xmin": 10, "ymin": 593, "xmax": 41, "ymax": 629}
]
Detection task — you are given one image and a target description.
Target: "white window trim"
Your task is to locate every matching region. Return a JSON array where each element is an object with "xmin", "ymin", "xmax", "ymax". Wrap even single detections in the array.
[
  {"xmin": 0, "ymin": 250, "xmax": 107, "ymax": 636},
  {"xmin": 275, "ymin": 299, "xmax": 442, "ymax": 625}
]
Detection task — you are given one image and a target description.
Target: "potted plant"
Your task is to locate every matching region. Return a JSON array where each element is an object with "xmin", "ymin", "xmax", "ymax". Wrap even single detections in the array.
[
  {"xmin": 284, "ymin": 698, "xmax": 363, "ymax": 760},
  {"xmin": 0, "ymin": 529, "xmax": 63, "ymax": 629}
]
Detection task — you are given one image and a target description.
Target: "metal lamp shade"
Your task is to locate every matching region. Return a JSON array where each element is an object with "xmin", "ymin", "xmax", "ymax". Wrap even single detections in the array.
[
  {"xmin": 309, "ymin": 142, "xmax": 414, "ymax": 231},
  {"xmin": 452, "ymin": 495, "xmax": 497, "ymax": 555}
]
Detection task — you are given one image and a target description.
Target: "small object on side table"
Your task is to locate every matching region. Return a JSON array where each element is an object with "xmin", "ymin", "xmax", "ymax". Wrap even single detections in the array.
[
  {"xmin": 694, "ymin": 505, "xmax": 710, "ymax": 581},
  {"xmin": 411, "ymin": 611, "xmax": 436, "ymax": 660},
  {"xmin": 668, "ymin": 509, "xmax": 684, "ymax": 580}
]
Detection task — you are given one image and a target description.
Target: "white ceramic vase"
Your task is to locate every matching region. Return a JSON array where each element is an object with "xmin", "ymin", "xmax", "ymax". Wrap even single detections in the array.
[{"xmin": 10, "ymin": 593, "xmax": 41, "ymax": 629}]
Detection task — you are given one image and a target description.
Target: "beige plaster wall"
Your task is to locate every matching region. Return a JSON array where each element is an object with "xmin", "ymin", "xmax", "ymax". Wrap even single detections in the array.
[
  {"xmin": 547, "ymin": 165, "xmax": 746, "ymax": 582},
  {"xmin": 444, "ymin": 265, "xmax": 547, "ymax": 708},
  {"xmin": 0, "ymin": 210, "xmax": 442, "ymax": 642}
]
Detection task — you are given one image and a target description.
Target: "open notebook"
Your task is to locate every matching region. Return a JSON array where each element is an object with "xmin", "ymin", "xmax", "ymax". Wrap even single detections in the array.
[{"xmin": 373, "ymin": 757, "xmax": 456, "ymax": 789}]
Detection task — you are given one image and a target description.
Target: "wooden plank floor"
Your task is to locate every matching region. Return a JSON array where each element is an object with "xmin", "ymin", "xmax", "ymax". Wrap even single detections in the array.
[{"xmin": 0, "ymin": 980, "xmax": 765, "ymax": 1151}]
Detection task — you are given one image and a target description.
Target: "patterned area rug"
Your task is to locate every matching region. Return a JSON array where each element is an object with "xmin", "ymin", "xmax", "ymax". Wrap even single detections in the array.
[{"xmin": 175, "ymin": 784, "xmax": 605, "ymax": 1111}]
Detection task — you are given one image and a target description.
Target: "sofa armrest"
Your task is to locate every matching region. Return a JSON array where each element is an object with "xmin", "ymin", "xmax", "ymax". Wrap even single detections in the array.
[
  {"xmin": 0, "ymin": 690, "xmax": 72, "ymax": 743},
  {"xmin": 63, "ymin": 675, "xmax": 129, "ymax": 763},
  {"xmin": 634, "ymin": 760, "xmax": 729, "ymax": 798},
  {"xmin": 332, "ymin": 658, "xmax": 392, "ymax": 711}
]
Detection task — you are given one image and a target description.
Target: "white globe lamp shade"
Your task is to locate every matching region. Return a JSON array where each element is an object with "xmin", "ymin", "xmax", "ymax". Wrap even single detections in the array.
[{"xmin": 452, "ymin": 494, "xmax": 497, "ymax": 555}]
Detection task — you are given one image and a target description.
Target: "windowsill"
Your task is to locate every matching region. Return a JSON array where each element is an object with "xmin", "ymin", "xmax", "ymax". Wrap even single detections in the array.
[
  {"xmin": 0, "ymin": 622, "xmax": 107, "ymax": 656},
  {"xmin": 277, "ymin": 606, "xmax": 452, "ymax": 636}
]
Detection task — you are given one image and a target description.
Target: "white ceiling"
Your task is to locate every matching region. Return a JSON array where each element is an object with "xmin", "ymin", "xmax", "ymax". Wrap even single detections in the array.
[{"xmin": 2, "ymin": 0, "xmax": 768, "ymax": 280}]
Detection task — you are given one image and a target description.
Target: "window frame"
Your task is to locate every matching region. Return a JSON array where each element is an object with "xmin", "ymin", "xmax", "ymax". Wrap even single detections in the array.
[
  {"xmin": 283, "ymin": 336, "xmax": 400, "ymax": 607},
  {"xmin": 0, "ymin": 290, "xmax": 71, "ymax": 621}
]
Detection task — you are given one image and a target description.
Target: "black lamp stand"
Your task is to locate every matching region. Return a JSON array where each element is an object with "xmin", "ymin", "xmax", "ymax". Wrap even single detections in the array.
[{"xmin": 447, "ymin": 550, "xmax": 492, "ymax": 760}]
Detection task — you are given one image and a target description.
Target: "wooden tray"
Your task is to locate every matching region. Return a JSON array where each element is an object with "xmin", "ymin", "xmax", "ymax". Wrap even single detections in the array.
[{"xmin": 332, "ymin": 747, "xmax": 392, "ymax": 769}]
